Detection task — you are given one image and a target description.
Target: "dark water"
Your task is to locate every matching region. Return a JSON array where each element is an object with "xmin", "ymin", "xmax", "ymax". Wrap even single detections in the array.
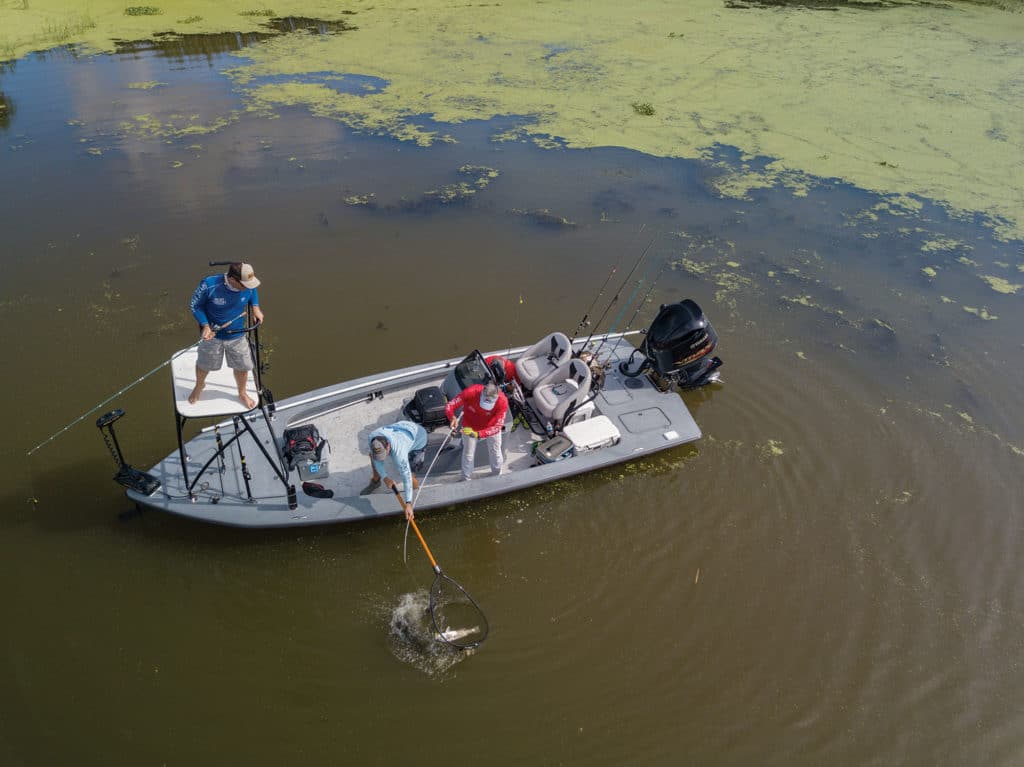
[{"xmin": 2, "ymin": 36, "xmax": 1023, "ymax": 767}]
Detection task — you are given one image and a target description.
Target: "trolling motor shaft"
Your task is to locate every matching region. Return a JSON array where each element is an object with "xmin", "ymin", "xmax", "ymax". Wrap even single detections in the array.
[{"xmin": 96, "ymin": 409, "xmax": 161, "ymax": 496}]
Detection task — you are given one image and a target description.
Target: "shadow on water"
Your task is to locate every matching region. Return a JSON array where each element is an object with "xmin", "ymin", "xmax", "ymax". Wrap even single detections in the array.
[{"xmin": 112, "ymin": 16, "xmax": 358, "ymax": 61}]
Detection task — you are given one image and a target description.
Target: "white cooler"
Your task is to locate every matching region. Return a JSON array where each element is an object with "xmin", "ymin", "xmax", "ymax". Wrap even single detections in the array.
[{"xmin": 562, "ymin": 415, "xmax": 621, "ymax": 452}]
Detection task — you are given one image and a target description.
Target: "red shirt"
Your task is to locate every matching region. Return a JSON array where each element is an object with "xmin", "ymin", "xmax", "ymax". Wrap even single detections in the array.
[
  {"xmin": 445, "ymin": 384, "xmax": 508, "ymax": 438},
  {"xmin": 485, "ymin": 354, "xmax": 519, "ymax": 384}
]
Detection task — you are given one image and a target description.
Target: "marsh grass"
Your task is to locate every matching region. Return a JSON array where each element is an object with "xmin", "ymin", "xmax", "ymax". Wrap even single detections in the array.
[
  {"xmin": 124, "ymin": 6, "xmax": 163, "ymax": 15},
  {"xmin": 179, "ymin": 15, "xmax": 203, "ymax": 23},
  {"xmin": 631, "ymin": 101, "xmax": 655, "ymax": 116},
  {"xmin": 240, "ymin": 8, "xmax": 276, "ymax": 16}
]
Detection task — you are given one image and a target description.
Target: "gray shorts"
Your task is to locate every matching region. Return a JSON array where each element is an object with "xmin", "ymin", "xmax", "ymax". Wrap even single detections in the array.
[{"xmin": 196, "ymin": 336, "xmax": 253, "ymax": 372}]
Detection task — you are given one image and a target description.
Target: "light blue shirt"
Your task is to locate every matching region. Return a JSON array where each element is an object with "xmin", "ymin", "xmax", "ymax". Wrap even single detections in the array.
[{"xmin": 368, "ymin": 421, "xmax": 427, "ymax": 503}]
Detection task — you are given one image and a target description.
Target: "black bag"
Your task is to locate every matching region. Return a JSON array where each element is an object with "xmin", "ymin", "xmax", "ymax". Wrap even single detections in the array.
[
  {"xmin": 283, "ymin": 424, "xmax": 328, "ymax": 471},
  {"xmin": 403, "ymin": 386, "xmax": 448, "ymax": 428}
]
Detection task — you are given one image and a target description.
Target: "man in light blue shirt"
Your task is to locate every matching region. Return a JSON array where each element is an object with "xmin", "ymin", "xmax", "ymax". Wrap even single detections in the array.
[{"xmin": 368, "ymin": 421, "xmax": 427, "ymax": 521}]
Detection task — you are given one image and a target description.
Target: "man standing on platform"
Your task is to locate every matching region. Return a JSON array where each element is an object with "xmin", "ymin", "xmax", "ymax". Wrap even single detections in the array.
[{"xmin": 188, "ymin": 262, "xmax": 264, "ymax": 410}]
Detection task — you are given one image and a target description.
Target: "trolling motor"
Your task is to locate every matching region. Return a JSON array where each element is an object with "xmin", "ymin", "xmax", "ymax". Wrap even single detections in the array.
[
  {"xmin": 96, "ymin": 409, "xmax": 161, "ymax": 496},
  {"xmin": 619, "ymin": 299, "xmax": 723, "ymax": 390}
]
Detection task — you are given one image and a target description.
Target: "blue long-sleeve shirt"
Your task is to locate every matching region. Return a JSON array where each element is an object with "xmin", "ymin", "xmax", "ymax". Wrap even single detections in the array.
[
  {"xmin": 189, "ymin": 274, "xmax": 259, "ymax": 339},
  {"xmin": 368, "ymin": 421, "xmax": 427, "ymax": 503}
]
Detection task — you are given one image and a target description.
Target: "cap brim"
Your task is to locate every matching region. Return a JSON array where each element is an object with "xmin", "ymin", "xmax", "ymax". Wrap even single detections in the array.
[{"xmin": 241, "ymin": 277, "xmax": 261, "ymax": 288}]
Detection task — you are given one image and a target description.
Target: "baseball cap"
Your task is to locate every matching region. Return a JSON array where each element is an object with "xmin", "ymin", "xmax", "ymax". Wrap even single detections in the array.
[
  {"xmin": 237, "ymin": 263, "xmax": 261, "ymax": 289},
  {"xmin": 229, "ymin": 262, "xmax": 261, "ymax": 289},
  {"xmin": 370, "ymin": 437, "xmax": 389, "ymax": 459},
  {"xmin": 479, "ymin": 383, "xmax": 499, "ymax": 411}
]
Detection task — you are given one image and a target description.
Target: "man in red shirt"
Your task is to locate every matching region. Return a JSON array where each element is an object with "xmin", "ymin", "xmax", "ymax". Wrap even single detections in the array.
[{"xmin": 445, "ymin": 382, "xmax": 508, "ymax": 481}]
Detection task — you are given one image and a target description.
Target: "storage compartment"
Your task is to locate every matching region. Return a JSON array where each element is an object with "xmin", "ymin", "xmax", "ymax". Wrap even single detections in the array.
[
  {"xmin": 532, "ymin": 434, "xmax": 575, "ymax": 464},
  {"xmin": 563, "ymin": 415, "xmax": 621, "ymax": 452}
]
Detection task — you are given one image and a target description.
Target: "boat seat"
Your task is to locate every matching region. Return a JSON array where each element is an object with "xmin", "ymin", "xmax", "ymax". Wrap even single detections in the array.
[
  {"xmin": 515, "ymin": 332, "xmax": 572, "ymax": 391},
  {"xmin": 531, "ymin": 358, "xmax": 592, "ymax": 428}
]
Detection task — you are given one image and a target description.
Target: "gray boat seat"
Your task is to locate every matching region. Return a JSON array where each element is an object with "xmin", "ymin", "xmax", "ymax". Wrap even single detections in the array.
[
  {"xmin": 531, "ymin": 358, "xmax": 592, "ymax": 428},
  {"xmin": 515, "ymin": 331, "xmax": 572, "ymax": 391}
]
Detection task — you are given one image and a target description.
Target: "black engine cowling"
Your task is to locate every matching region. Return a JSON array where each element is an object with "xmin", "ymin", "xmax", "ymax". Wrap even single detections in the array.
[{"xmin": 620, "ymin": 299, "xmax": 722, "ymax": 389}]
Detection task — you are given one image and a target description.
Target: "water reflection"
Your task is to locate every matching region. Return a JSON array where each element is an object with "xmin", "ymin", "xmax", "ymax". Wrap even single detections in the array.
[{"xmin": 112, "ymin": 17, "xmax": 357, "ymax": 61}]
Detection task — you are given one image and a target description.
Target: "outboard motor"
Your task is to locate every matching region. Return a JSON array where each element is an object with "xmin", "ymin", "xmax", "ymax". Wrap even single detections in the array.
[{"xmin": 619, "ymin": 299, "xmax": 723, "ymax": 390}]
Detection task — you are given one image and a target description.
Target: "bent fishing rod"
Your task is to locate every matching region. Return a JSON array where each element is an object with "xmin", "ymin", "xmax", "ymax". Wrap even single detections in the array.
[{"xmin": 26, "ymin": 310, "xmax": 250, "ymax": 456}]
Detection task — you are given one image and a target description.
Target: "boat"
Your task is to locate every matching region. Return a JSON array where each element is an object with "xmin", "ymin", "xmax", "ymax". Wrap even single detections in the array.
[{"xmin": 96, "ymin": 298, "xmax": 723, "ymax": 528}]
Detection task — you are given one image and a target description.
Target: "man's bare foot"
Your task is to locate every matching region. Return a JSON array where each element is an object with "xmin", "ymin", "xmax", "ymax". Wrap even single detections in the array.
[
  {"xmin": 240, "ymin": 392, "xmax": 257, "ymax": 410},
  {"xmin": 188, "ymin": 385, "xmax": 204, "ymax": 404},
  {"xmin": 412, "ymin": 475, "xmax": 420, "ymax": 490}
]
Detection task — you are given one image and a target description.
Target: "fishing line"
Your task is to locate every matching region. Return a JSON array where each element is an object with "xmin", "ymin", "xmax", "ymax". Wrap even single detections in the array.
[
  {"xmin": 403, "ymin": 414, "xmax": 461, "ymax": 564},
  {"xmin": 26, "ymin": 310, "xmax": 248, "ymax": 456}
]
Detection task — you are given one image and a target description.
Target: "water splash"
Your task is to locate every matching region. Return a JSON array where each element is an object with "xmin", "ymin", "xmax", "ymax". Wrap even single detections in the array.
[{"xmin": 387, "ymin": 590, "xmax": 473, "ymax": 676}]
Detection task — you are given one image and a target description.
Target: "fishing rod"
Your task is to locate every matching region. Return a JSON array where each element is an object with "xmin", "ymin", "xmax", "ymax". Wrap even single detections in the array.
[
  {"xmin": 581, "ymin": 236, "xmax": 656, "ymax": 351},
  {"xmin": 599, "ymin": 257, "xmax": 672, "ymax": 364},
  {"xmin": 569, "ymin": 263, "xmax": 617, "ymax": 344},
  {"xmin": 571, "ymin": 225, "xmax": 647, "ymax": 343},
  {"xmin": 26, "ymin": 310, "xmax": 248, "ymax": 456},
  {"xmin": 591, "ymin": 258, "xmax": 657, "ymax": 360}
]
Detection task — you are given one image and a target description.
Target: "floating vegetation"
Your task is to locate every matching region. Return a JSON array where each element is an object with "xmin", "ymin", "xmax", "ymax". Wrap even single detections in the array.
[
  {"xmin": 423, "ymin": 182, "xmax": 478, "ymax": 204},
  {"xmin": 41, "ymin": 12, "xmax": 95, "ymax": 42},
  {"xmin": 631, "ymin": 101, "xmax": 655, "ymax": 116},
  {"xmin": 979, "ymin": 275, "xmax": 1022, "ymax": 295},
  {"xmin": 921, "ymin": 266, "xmax": 938, "ymax": 279},
  {"xmin": 758, "ymin": 439, "xmax": 785, "ymax": 459},
  {"xmin": 922, "ymin": 236, "xmax": 969, "ymax": 254},
  {"xmin": 0, "ymin": 91, "xmax": 13, "ymax": 130},
  {"xmin": 240, "ymin": 8, "xmax": 276, "ymax": 16},
  {"xmin": 781, "ymin": 294, "xmax": 843, "ymax": 315},
  {"xmin": 962, "ymin": 306, "xmax": 998, "ymax": 321},
  {"xmin": 343, "ymin": 192, "xmax": 376, "ymax": 206},
  {"xmin": 510, "ymin": 208, "xmax": 577, "ymax": 227},
  {"xmin": 124, "ymin": 7, "xmax": 163, "ymax": 16},
  {"xmin": 126, "ymin": 81, "xmax": 166, "ymax": 90},
  {"xmin": 169, "ymin": 160, "xmax": 183, "ymax": 168},
  {"xmin": 118, "ymin": 111, "xmax": 241, "ymax": 141},
  {"xmin": 458, "ymin": 164, "xmax": 500, "ymax": 189},
  {"xmin": 674, "ymin": 258, "xmax": 713, "ymax": 276},
  {"xmin": 179, "ymin": 15, "xmax": 203, "ymax": 24}
]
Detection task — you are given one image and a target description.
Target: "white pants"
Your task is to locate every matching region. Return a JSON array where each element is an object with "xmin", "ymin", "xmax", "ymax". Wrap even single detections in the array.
[{"xmin": 460, "ymin": 431, "xmax": 502, "ymax": 480}]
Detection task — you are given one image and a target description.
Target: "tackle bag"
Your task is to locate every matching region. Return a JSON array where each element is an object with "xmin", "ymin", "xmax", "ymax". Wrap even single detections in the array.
[
  {"xmin": 282, "ymin": 424, "xmax": 328, "ymax": 471},
  {"xmin": 403, "ymin": 386, "xmax": 449, "ymax": 428}
]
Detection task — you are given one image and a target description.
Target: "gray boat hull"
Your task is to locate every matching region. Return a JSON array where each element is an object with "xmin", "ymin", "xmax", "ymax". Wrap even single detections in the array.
[{"xmin": 127, "ymin": 337, "xmax": 702, "ymax": 527}]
